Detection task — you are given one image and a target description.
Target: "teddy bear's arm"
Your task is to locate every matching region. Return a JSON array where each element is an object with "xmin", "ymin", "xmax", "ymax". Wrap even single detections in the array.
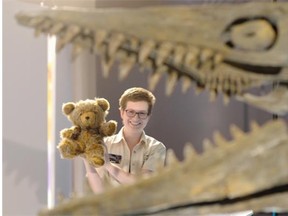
[
  {"xmin": 60, "ymin": 126, "xmax": 81, "ymax": 139},
  {"xmin": 100, "ymin": 120, "xmax": 117, "ymax": 136}
]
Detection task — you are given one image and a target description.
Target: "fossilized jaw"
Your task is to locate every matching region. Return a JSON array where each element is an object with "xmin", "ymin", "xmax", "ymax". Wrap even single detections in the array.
[
  {"xmin": 15, "ymin": 2, "xmax": 288, "ymax": 108},
  {"xmin": 38, "ymin": 119, "xmax": 288, "ymax": 215}
]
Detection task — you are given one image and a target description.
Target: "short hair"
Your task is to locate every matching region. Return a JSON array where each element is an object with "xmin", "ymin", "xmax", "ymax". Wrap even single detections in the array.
[{"xmin": 119, "ymin": 87, "xmax": 156, "ymax": 115}]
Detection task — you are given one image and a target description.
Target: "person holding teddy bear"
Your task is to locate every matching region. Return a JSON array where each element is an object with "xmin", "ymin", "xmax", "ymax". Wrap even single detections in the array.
[{"xmin": 82, "ymin": 87, "xmax": 166, "ymax": 193}]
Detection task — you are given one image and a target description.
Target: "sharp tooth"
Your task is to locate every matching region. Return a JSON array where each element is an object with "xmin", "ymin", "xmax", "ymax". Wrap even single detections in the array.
[
  {"xmin": 71, "ymin": 43, "xmax": 84, "ymax": 61},
  {"xmin": 34, "ymin": 27, "xmax": 41, "ymax": 37},
  {"xmin": 108, "ymin": 33, "xmax": 125, "ymax": 57},
  {"xmin": 166, "ymin": 149, "xmax": 179, "ymax": 166},
  {"xmin": 230, "ymin": 80, "xmax": 238, "ymax": 95},
  {"xmin": 210, "ymin": 77, "xmax": 218, "ymax": 92},
  {"xmin": 199, "ymin": 48, "xmax": 213, "ymax": 69},
  {"xmin": 139, "ymin": 40, "xmax": 155, "ymax": 63},
  {"xmin": 156, "ymin": 42, "xmax": 173, "ymax": 66},
  {"xmin": 204, "ymin": 75, "xmax": 211, "ymax": 90},
  {"xmin": 236, "ymin": 78, "xmax": 244, "ymax": 94},
  {"xmin": 119, "ymin": 55, "xmax": 136, "ymax": 81},
  {"xmin": 213, "ymin": 131, "xmax": 228, "ymax": 147},
  {"xmin": 100, "ymin": 45, "xmax": 114, "ymax": 78},
  {"xmin": 183, "ymin": 143, "xmax": 197, "ymax": 161},
  {"xmin": 250, "ymin": 121, "xmax": 260, "ymax": 131},
  {"xmin": 101, "ymin": 58, "xmax": 114, "ymax": 78},
  {"xmin": 216, "ymin": 85, "xmax": 222, "ymax": 93},
  {"xmin": 181, "ymin": 76, "xmax": 192, "ymax": 93},
  {"xmin": 63, "ymin": 25, "xmax": 80, "ymax": 42},
  {"xmin": 223, "ymin": 78, "xmax": 230, "ymax": 91},
  {"xmin": 56, "ymin": 38, "xmax": 66, "ymax": 52},
  {"xmin": 223, "ymin": 93, "xmax": 230, "ymax": 105},
  {"xmin": 56, "ymin": 26, "xmax": 80, "ymax": 52},
  {"xmin": 209, "ymin": 90, "xmax": 217, "ymax": 102},
  {"xmin": 217, "ymin": 81, "xmax": 223, "ymax": 93},
  {"xmin": 139, "ymin": 59, "xmax": 153, "ymax": 73},
  {"xmin": 148, "ymin": 66, "xmax": 167, "ymax": 91},
  {"xmin": 230, "ymin": 124, "xmax": 244, "ymax": 139},
  {"xmin": 213, "ymin": 52, "xmax": 223, "ymax": 68},
  {"xmin": 173, "ymin": 45, "xmax": 186, "ymax": 65},
  {"xmin": 184, "ymin": 46, "xmax": 200, "ymax": 69},
  {"xmin": 202, "ymin": 138, "xmax": 214, "ymax": 152},
  {"xmin": 166, "ymin": 71, "xmax": 178, "ymax": 96},
  {"xmin": 48, "ymin": 22, "xmax": 64, "ymax": 35},
  {"xmin": 94, "ymin": 30, "xmax": 107, "ymax": 51}
]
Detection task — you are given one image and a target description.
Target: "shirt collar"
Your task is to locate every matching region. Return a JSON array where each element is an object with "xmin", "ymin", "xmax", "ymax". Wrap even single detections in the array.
[
  {"xmin": 113, "ymin": 127, "xmax": 147, "ymax": 146},
  {"xmin": 113, "ymin": 127, "xmax": 125, "ymax": 143}
]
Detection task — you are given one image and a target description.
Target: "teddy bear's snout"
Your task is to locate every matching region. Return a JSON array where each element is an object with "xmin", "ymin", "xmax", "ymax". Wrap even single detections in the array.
[{"xmin": 80, "ymin": 112, "xmax": 97, "ymax": 127}]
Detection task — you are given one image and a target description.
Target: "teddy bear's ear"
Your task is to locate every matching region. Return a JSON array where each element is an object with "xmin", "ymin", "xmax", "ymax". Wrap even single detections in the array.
[
  {"xmin": 96, "ymin": 98, "xmax": 110, "ymax": 111},
  {"xmin": 62, "ymin": 103, "xmax": 75, "ymax": 115}
]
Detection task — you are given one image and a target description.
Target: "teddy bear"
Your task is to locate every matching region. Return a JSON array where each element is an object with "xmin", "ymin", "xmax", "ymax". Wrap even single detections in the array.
[{"xmin": 57, "ymin": 98, "xmax": 117, "ymax": 167}]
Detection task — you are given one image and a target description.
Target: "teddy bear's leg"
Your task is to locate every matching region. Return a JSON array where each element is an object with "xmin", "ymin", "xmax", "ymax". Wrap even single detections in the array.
[
  {"xmin": 57, "ymin": 139, "xmax": 84, "ymax": 159},
  {"xmin": 86, "ymin": 144, "xmax": 106, "ymax": 167},
  {"xmin": 87, "ymin": 156, "xmax": 105, "ymax": 167}
]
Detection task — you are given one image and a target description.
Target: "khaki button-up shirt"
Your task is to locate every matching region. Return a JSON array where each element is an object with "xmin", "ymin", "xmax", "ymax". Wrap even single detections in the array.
[{"xmin": 96, "ymin": 127, "xmax": 166, "ymax": 185}]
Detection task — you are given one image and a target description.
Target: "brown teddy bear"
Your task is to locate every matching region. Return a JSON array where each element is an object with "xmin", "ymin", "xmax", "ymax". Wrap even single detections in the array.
[{"xmin": 57, "ymin": 98, "xmax": 117, "ymax": 167}]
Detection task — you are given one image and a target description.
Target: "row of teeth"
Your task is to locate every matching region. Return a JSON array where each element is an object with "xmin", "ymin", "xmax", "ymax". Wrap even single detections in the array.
[
  {"xmin": 28, "ymin": 16, "xmax": 255, "ymax": 103},
  {"xmin": 166, "ymin": 120, "xmax": 261, "ymax": 166}
]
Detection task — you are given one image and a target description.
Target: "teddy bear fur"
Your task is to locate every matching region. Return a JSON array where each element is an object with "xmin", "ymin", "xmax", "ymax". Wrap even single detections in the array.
[{"xmin": 57, "ymin": 98, "xmax": 117, "ymax": 167}]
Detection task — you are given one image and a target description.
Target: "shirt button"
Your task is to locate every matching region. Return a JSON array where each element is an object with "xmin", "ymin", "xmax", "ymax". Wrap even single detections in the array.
[{"xmin": 133, "ymin": 150, "xmax": 136, "ymax": 154}]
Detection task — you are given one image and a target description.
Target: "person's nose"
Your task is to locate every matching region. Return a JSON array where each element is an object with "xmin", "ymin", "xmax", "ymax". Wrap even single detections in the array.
[{"xmin": 133, "ymin": 113, "xmax": 141, "ymax": 119}]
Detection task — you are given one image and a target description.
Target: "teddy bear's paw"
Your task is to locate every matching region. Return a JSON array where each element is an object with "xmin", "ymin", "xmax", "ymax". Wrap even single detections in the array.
[
  {"xmin": 58, "ymin": 146, "xmax": 75, "ymax": 159},
  {"xmin": 57, "ymin": 139, "xmax": 84, "ymax": 159},
  {"xmin": 60, "ymin": 126, "xmax": 81, "ymax": 140},
  {"xmin": 60, "ymin": 128, "xmax": 74, "ymax": 139},
  {"xmin": 101, "ymin": 121, "xmax": 117, "ymax": 136}
]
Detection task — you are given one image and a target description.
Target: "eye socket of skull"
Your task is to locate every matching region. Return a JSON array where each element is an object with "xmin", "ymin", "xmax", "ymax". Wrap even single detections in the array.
[{"xmin": 223, "ymin": 18, "xmax": 277, "ymax": 51}]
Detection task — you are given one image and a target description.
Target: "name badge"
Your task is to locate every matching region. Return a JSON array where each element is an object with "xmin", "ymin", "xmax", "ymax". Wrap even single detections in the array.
[{"xmin": 109, "ymin": 154, "xmax": 122, "ymax": 164}]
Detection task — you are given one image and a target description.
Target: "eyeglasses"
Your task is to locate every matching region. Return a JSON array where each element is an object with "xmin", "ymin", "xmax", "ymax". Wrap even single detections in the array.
[{"xmin": 125, "ymin": 109, "xmax": 149, "ymax": 119}]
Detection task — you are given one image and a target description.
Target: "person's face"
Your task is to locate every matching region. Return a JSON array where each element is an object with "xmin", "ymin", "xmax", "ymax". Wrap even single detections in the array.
[{"xmin": 120, "ymin": 101, "xmax": 150, "ymax": 132}]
